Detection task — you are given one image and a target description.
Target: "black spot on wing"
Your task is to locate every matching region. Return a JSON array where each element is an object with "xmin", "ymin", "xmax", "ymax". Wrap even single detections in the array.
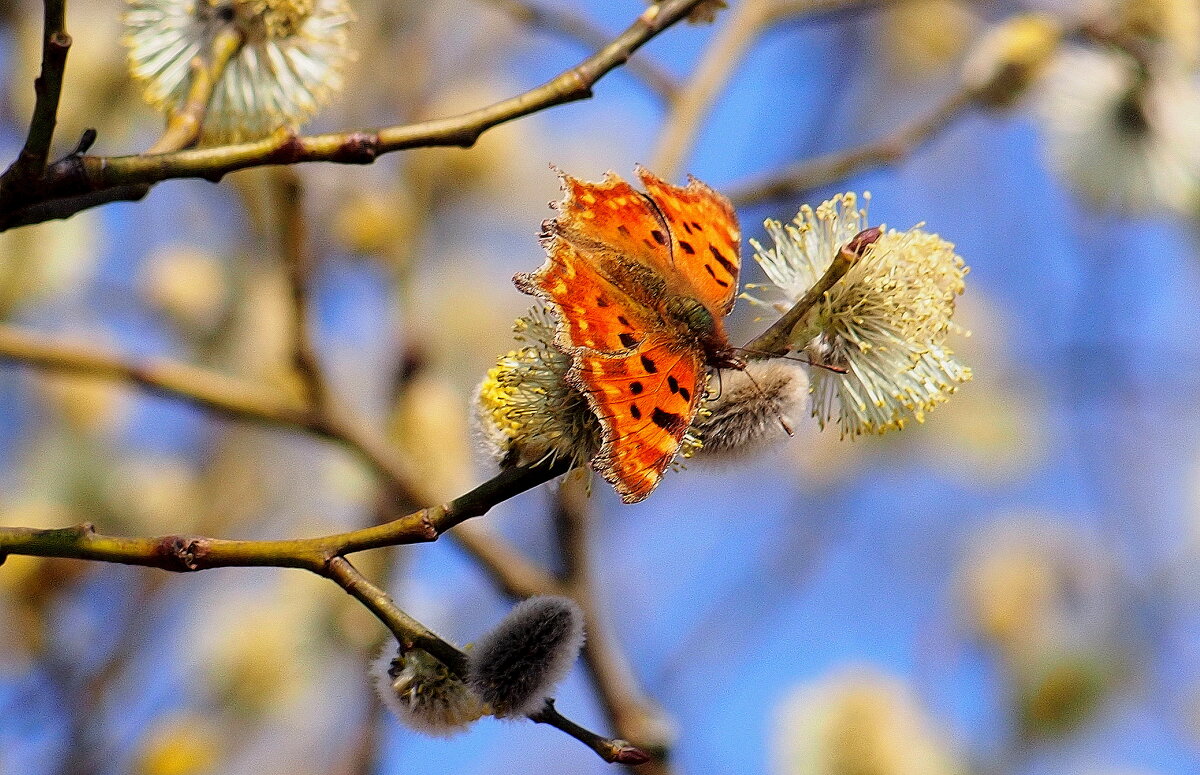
[
  {"xmin": 667, "ymin": 375, "xmax": 679, "ymax": 393},
  {"xmin": 679, "ymin": 387, "xmax": 691, "ymax": 402},
  {"xmin": 640, "ymin": 355, "xmax": 658, "ymax": 374},
  {"xmin": 630, "ymin": 404, "xmax": 642, "ymax": 420},
  {"xmin": 650, "ymin": 229, "xmax": 667, "ymax": 245},
  {"xmin": 651, "ymin": 407, "xmax": 685, "ymax": 433},
  {"xmin": 709, "ymin": 244, "xmax": 736, "ymax": 275},
  {"xmin": 678, "ymin": 241, "xmax": 695, "ymax": 255},
  {"xmin": 704, "ymin": 264, "xmax": 731, "ymax": 288},
  {"xmin": 630, "ymin": 381, "xmax": 644, "ymax": 394},
  {"xmin": 617, "ymin": 224, "xmax": 630, "ymax": 236},
  {"xmin": 596, "ymin": 296, "xmax": 609, "ymax": 307},
  {"xmin": 619, "ymin": 332, "xmax": 639, "ymax": 348}
]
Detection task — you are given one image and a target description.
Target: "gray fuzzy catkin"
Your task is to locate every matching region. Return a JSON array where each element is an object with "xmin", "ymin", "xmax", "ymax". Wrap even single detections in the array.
[
  {"xmin": 692, "ymin": 361, "xmax": 807, "ymax": 459},
  {"xmin": 466, "ymin": 595, "xmax": 585, "ymax": 717}
]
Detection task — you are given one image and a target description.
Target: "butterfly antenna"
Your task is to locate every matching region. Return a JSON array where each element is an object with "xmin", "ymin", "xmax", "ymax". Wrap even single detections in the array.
[{"xmin": 732, "ymin": 346, "xmax": 849, "ymax": 374}]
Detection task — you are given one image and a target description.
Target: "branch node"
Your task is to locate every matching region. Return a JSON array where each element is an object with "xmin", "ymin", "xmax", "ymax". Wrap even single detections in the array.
[
  {"xmin": 267, "ymin": 132, "xmax": 306, "ymax": 165},
  {"xmin": 419, "ymin": 509, "xmax": 440, "ymax": 541},
  {"xmin": 159, "ymin": 536, "xmax": 205, "ymax": 571},
  {"xmin": 48, "ymin": 31, "xmax": 72, "ymax": 50},
  {"xmin": 333, "ymin": 132, "xmax": 381, "ymax": 164}
]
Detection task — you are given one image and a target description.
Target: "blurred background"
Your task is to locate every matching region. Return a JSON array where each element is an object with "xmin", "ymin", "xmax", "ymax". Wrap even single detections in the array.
[{"xmin": 2, "ymin": 0, "xmax": 1200, "ymax": 773}]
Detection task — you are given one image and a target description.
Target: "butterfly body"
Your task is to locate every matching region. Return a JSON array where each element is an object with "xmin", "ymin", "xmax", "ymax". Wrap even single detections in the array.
[{"xmin": 516, "ymin": 167, "xmax": 742, "ymax": 503}]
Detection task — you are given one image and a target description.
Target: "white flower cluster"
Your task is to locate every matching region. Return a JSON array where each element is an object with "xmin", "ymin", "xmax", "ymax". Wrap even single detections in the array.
[{"xmin": 749, "ymin": 193, "xmax": 971, "ymax": 437}]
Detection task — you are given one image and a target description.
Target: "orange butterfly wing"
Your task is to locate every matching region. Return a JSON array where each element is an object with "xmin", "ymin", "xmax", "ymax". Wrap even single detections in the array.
[
  {"xmin": 516, "ymin": 168, "xmax": 739, "ymax": 503},
  {"xmin": 636, "ymin": 165, "xmax": 741, "ymax": 315},
  {"xmin": 551, "ymin": 167, "xmax": 742, "ymax": 318},
  {"xmin": 514, "ymin": 237, "xmax": 650, "ymax": 355},
  {"xmin": 572, "ymin": 338, "xmax": 706, "ymax": 503}
]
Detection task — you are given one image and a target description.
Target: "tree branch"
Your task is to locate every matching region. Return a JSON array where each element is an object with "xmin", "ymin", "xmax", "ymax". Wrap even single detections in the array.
[
  {"xmin": 0, "ymin": 458, "xmax": 568, "ymax": 570},
  {"xmin": 272, "ymin": 167, "xmax": 329, "ymax": 410},
  {"xmin": 727, "ymin": 89, "xmax": 976, "ymax": 207},
  {"xmin": 650, "ymin": 0, "xmax": 896, "ymax": 180},
  {"xmin": 2, "ymin": 0, "xmax": 70, "ymax": 186},
  {"xmin": 482, "ymin": 0, "xmax": 679, "ymax": 103},
  {"xmin": 0, "ymin": 0, "xmax": 711, "ymax": 231}
]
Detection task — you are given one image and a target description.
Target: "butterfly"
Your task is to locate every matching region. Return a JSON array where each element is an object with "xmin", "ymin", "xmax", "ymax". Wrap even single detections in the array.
[{"xmin": 515, "ymin": 166, "xmax": 744, "ymax": 503}]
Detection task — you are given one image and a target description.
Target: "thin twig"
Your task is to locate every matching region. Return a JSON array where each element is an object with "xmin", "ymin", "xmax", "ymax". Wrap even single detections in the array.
[
  {"xmin": 0, "ymin": 0, "xmax": 711, "ymax": 231},
  {"xmin": 553, "ymin": 472, "xmax": 678, "ymax": 771},
  {"xmin": 483, "ymin": 0, "xmax": 679, "ymax": 103},
  {"xmin": 324, "ymin": 556, "xmax": 467, "ymax": 669},
  {"xmin": 1, "ymin": 0, "xmax": 70, "ymax": 186},
  {"xmin": 650, "ymin": 0, "xmax": 895, "ymax": 180},
  {"xmin": 651, "ymin": 0, "xmax": 774, "ymax": 180},
  {"xmin": 726, "ymin": 89, "xmax": 976, "ymax": 207},
  {"xmin": 741, "ymin": 225, "xmax": 879, "ymax": 355},
  {"xmin": 0, "ymin": 323, "xmax": 428, "ymax": 503},
  {"xmin": 272, "ymin": 167, "xmax": 329, "ymax": 410},
  {"xmin": 0, "ymin": 462, "xmax": 568, "ymax": 571},
  {"xmin": 529, "ymin": 700, "xmax": 652, "ymax": 766},
  {"xmin": 146, "ymin": 24, "xmax": 245, "ymax": 154}
]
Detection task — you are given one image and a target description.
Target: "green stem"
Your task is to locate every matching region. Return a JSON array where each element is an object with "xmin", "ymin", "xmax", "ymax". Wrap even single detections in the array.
[
  {"xmin": 0, "ymin": 462, "xmax": 568, "ymax": 571},
  {"xmin": 742, "ymin": 226, "xmax": 881, "ymax": 357},
  {"xmin": 148, "ymin": 24, "xmax": 244, "ymax": 153}
]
